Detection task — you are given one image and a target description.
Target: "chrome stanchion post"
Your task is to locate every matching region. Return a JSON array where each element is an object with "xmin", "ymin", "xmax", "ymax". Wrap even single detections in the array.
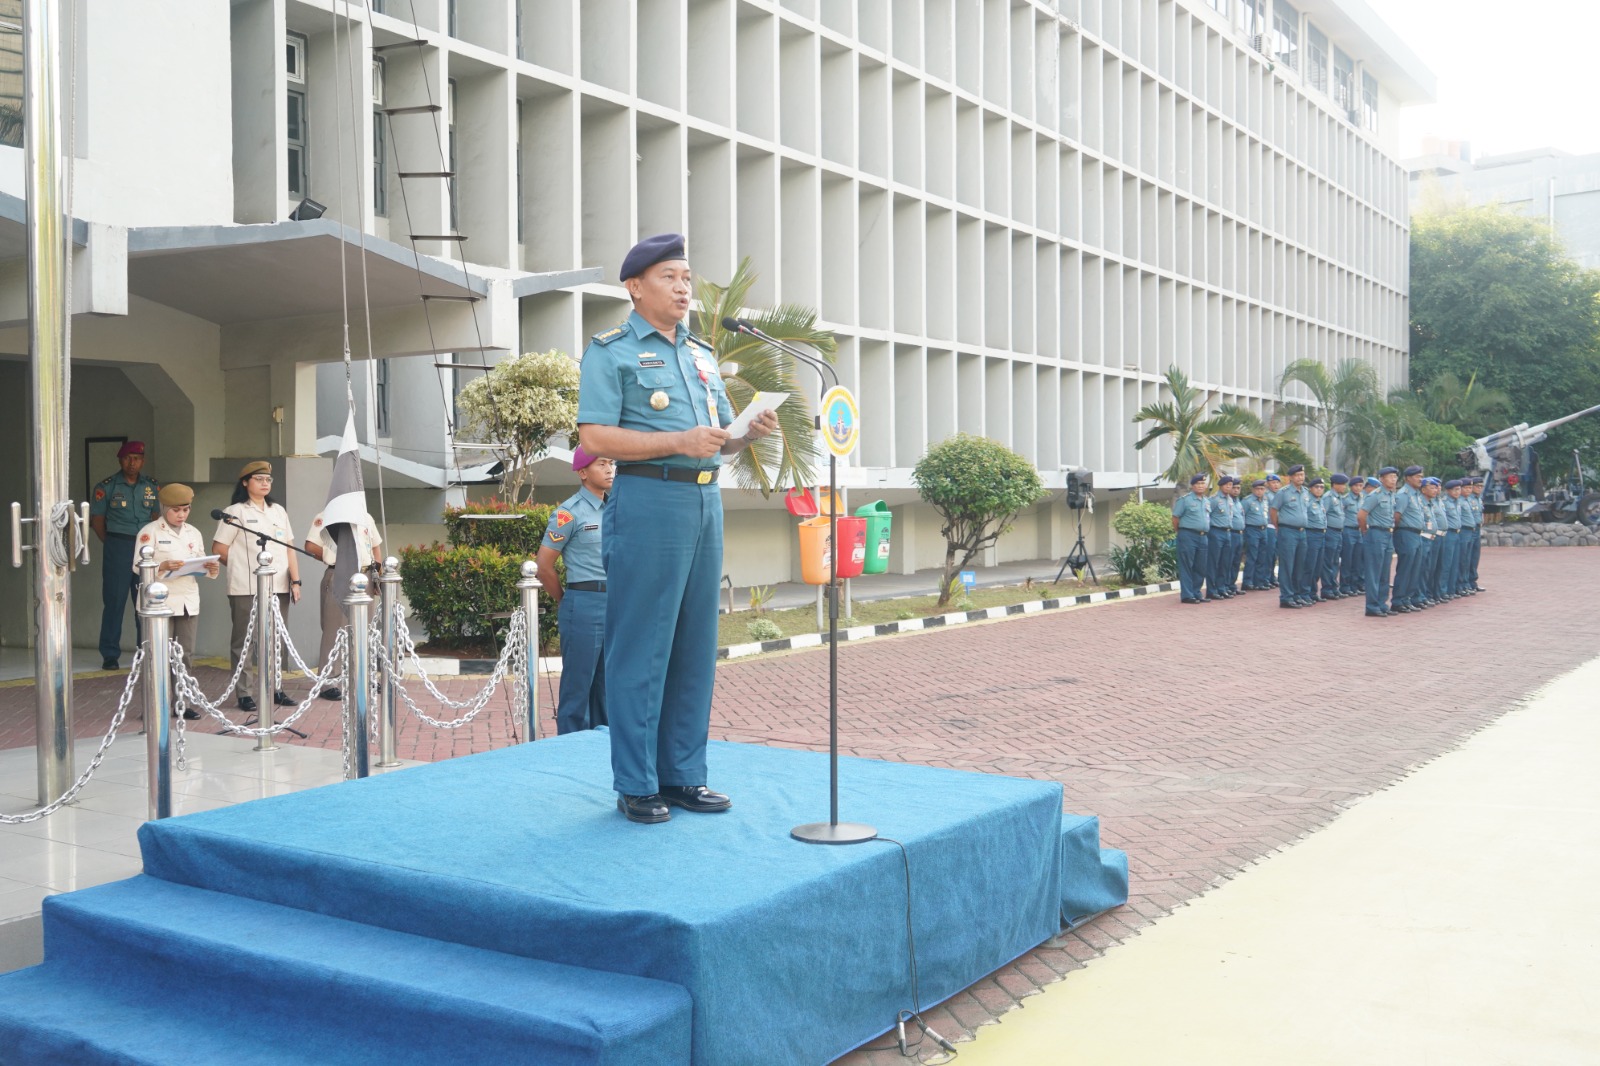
[
  {"xmin": 344, "ymin": 572, "xmax": 372, "ymax": 779},
  {"xmin": 375, "ymin": 557, "xmax": 401, "ymax": 768},
  {"xmin": 517, "ymin": 560, "xmax": 539, "ymax": 742},
  {"xmin": 139, "ymin": 580, "xmax": 173, "ymax": 820},
  {"xmin": 254, "ymin": 549, "xmax": 278, "ymax": 753},
  {"xmin": 135, "ymin": 547, "xmax": 158, "ymax": 735}
]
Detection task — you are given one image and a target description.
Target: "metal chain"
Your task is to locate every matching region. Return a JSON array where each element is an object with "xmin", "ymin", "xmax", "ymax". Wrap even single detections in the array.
[
  {"xmin": 374, "ymin": 606, "xmax": 524, "ymax": 729},
  {"xmin": 0, "ymin": 647, "xmax": 146, "ymax": 823},
  {"xmin": 171, "ymin": 630, "xmax": 347, "ymax": 738}
]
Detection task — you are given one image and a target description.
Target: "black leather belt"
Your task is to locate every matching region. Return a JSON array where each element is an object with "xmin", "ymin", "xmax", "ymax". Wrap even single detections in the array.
[
  {"xmin": 617, "ymin": 463, "xmax": 720, "ymax": 485},
  {"xmin": 567, "ymin": 580, "xmax": 607, "ymax": 593},
  {"xmin": 1280, "ymin": 523, "xmax": 1304, "ymax": 529}
]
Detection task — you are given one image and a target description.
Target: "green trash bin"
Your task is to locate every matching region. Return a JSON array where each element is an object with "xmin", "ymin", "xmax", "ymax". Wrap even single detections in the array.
[{"xmin": 855, "ymin": 500, "xmax": 893, "ymax": 575}]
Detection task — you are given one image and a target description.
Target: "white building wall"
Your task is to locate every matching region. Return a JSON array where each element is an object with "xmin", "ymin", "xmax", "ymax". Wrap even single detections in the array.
[{"xmin": 1409, "ymin": 150, "xmax": 1600, "ymax": 272}]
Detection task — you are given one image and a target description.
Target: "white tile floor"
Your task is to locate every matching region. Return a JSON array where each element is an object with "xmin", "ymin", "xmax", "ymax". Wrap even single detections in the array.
[
  {"xmin": 0, "ymin": 646, "xmax": 111, "ymax": 683},
  {"xmin": 0, "ymin": 733, "xmax": 417, "ymax": 929}
]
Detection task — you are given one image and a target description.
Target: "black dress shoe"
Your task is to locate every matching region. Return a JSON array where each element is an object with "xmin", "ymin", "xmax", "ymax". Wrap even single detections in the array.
[
  {"xmin": 101, "ymin": 658, "xmax": 119, "ymax": 671},
  {"xmin": 1280, "ymin": 601, "xmax": 1301, "ymax": 609},
  {"xmin": 274, "ymin": 690, "xmax": 295, "ymax": 707},
  {"xmin": 182, "ymin": 708, "xmax": 201, "ymax": 720},
  {"xmin": 660, "ymin": 785, "xmax": 732, "ymax": 813},
  {"xmin": 237, "ymin": 695, "xmax": 258, "ymax": 712},
  {"xmin": 1180, "ymin": 598, "xmax": 1202, "ymax": 604},
  {"xmin": 320, "ymin": 688, "xmax": 342, "ymax": 701},
  {"xmin": 618, "ymin": 794, "xmax": 671, "ymax": 824},
  {"xmin": 1364, "ymin": 610, "xmax": 1389, "ymax": 617}
]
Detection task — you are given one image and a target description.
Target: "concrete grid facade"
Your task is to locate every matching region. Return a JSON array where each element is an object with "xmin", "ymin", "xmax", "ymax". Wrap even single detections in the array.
[{"xmin": 345, "ymin": 0, "xmax": 1431, "ymax": 578}]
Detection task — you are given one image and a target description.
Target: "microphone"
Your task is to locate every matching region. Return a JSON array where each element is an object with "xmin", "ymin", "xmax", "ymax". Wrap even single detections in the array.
[
  {"xmin": 721, "ymin": 316, "xmax": 755, "ymax": 334},
  {"xmin": 210, "ymin": 508, "xmax": 227, "ymax": 521}
]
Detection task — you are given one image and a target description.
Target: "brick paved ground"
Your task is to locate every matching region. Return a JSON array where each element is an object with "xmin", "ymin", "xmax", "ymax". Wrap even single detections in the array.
[{"xmin": 2, "ymin": 549, "xmax": 1596, "ymax": 1061}]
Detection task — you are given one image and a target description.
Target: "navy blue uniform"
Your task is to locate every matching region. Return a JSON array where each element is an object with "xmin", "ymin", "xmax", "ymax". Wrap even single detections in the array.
[
  {"xmin": 578, "ymin": 310, "xmax": 734, "ymax": 797},
  {"xmin": 1271, "ymin": 484, "xmax": 1310, "ymax": 606},
  {"xmin": 1392, "ymin": 484, "xmax": 1425, "ymax": 609},
  {"xmin": 1242, "ymin": 492, "xmax": 1271, "ymax": 589},
  {"xmin": 543, "ymin": 487, "xmax": 609, "ymax": 735},
  {"xmin": 1359, "ymin": 486, "xmax": 1396, "ymax": 614},
  {"xmin": 1172, "ymin": 490, "xmax": 1210, "ymax": 603},
  {"xmin": 90, "ymin": 471, "xmax": 160, "ymax": 661}
]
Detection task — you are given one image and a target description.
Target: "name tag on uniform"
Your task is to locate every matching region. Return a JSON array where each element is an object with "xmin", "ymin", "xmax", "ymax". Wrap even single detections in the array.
[
  {"xmin": 582, "ymin": 523, "xmax": 599, "ymax": 531},
  {"xmin": 638, "ymin": 359, "xmax": 665, "ymax": 368}
]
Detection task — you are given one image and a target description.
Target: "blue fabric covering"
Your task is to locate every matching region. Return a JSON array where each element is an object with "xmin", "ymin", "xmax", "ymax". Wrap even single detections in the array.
[
  {"xmin": 1060, "ymin": 814, "xmax": 1130, "ymax": 926},
  {"xmin": 0, "ymin": 875, "xmax": 690, "ymax": 1065},
  {"xmin": 132, "ymin": 733, "xmax": 1118, "ymax": 1066}
]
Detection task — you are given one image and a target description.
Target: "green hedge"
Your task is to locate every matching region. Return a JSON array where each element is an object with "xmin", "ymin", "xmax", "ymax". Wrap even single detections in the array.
[{"xmin": 400, "ymin": 499, "xmax": 563, "ymax": 653}]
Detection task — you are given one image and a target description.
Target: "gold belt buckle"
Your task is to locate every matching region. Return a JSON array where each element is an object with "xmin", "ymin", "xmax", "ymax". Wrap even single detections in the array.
[{"xmin": 696, "ymin": 470, "xmax": 714, "ymax": 485}]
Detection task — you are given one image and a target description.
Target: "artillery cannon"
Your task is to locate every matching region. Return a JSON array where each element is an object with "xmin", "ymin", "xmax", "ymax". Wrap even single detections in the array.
[{"xmin": 1458, "ymin": 402, "xmax": 1600, "ymax": 526}]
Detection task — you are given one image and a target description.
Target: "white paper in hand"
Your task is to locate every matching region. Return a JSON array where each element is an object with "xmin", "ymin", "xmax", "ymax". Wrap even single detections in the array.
[{"xmin": 726, "ymin": 392, "xmax": 788, "ymax": 438}]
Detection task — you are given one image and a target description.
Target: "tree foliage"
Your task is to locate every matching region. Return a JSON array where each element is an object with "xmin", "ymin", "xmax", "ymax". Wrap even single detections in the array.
[
  {"xmin": 1107, "ymin": 500, "xmax": 1176, "ymax": 584},
  {"xmin": 1410, "ymin": 202, "xmax": 1600, "ymax": 462},
  {"xmin": 455, "ymin": 350, "xmax": 580, "ymax": 503},
  {"xmin": 1133, "ymin": 366, "xmax": 1305, "ymax": 484},
  {"xmin": 693, "ymin": 259, "xmax": 838, "ymax": 496},
  {"xmin": 1276, "ymin": 357, "xmax": 1382, "ymax": 466},
  {"xmin": 912, "ymin": 433, "xmax": 1047, "ymax": 607}
]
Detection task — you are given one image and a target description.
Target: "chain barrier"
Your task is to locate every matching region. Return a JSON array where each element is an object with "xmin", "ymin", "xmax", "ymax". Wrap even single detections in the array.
[
  {"xmin": 373, "ymin": 604, "xmax": 525, "ymax": 729},
  {"xmin": 171, "ymin": 629, "xmax": 347, "ymax": 743},
  {"xmin": 0, "ymin": 647, "xmax": 146, "ymax": 824}
]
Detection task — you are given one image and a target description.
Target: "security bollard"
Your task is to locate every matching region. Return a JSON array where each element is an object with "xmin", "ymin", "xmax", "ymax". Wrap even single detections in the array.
[
  {"xmin": 517, "ymin": 560, "xmax": 539, "ymax": 742},
  {"xmin": 375, "ymin": 557, "xmax": 401, "ymax": 768},
  {"xmin": 344, "ymin": 572, "xmax": 372, "ymax": 779},
  {"xmin": 254, "ymin": 549, "xmax": 278, "ymax": 752},
  {"xmin": 140, "ymin": 580, "xmax": 173, "ymax": 820},
  {"xmin": 135, "ymin": 546, "xmax": 159, "ymax": 739}
]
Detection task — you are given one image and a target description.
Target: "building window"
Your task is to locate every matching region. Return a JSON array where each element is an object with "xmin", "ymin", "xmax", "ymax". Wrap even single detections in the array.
[
  {"xmin": 1332, "ymin": 47, "xmax": 1356, "ymax": 117},
  {"xmin": 1306, "ymin": 25, "xmax": 1328, "ymax": 94},
  {"xmin": 1360, "ymin": 71, "xmax": 1379, "ymax": 132},
  {"xmin": 372, "ymin": 58, "xmax": 387, "ymax": 216},
  {"xmin": 515, "ymin": 99, "xmax": 523, "ymax": 243},
  {"xmin": 375, "ymin": 359, "xmax": 391, "ymax": 436},
  {"xmin": 1206, "ymin": 0, "xmax": 1228, "ymax": 17},
  {"xmin": 287, "ymin": 89, "xmax": 308, "ymax": 197},
  {"xmin": 447, "ymin": 0, "xmax": 457, "ymax": 38},
  {"xmin": 1272, "ymin": 0, "xmax": 1299, "ymax": 72},
  {"xmin": 1238, "ymin": 0, "xmax": 1264, "ymax": 39},
  {"xmin": 447, "ymin": 79, "xmax": 458, "ymax": 233},
  {"xmin": 285, "ymin": 33, "xmax": 306, "ymax": 84}
]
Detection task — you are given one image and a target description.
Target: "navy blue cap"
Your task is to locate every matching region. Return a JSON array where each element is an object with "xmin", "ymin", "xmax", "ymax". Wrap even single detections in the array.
[
  {"xmin": 1365, "ymin": 477, "xmax": 1381, "ymax": 487},
  {"xmin": 1218, "ymin": 475, "xmax": 1234, "ymax": 486},
  {"xmin": 1251, "ymin": 479, "xmax": 1266, "ymax": 488},
  {"xmin": 1266, "ymin": 473, "xmax": 1281, "ymax": 482},
  {"xmin": 1445, "ymin": 479, "xmax": 1463, "ymax": 489},
  {"xmin": 1190, "ymin": 472, "xmax": 1208, "ymax": 484},
  {"xmin": 1331, "ymin": 473, "xmax": 1349, "ymax": 485},
  {"xmin": 1403, "ymin": 465, "xmax": 1424, "ymax": 477},
  {"xmin": 619, "ymin": 233, "xmax": 688, "ymax": 282},
  {"xmin": 1287, "ymin": 464, "xmax": 1305, "ymax": 475},
  {"xmin": 1377, "ymin": 466, "xmax": 1399, "ymax": 477},
  {"xmin": 1423, "ymin": 476, "xmax": 1440, "ymax": 486},
  {"xmin": 1308, "ymin": 476, "xmax": 1325, "ymax": 487}
]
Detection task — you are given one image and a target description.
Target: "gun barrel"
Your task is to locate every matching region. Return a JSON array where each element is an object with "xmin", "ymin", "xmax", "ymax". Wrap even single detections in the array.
[{"xmin": 1521, "ymin": 401, "xmax": 1600, "ymax": 438}]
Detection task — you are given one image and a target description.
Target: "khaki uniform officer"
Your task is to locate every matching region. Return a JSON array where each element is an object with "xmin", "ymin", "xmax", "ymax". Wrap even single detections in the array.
[
  {"xmin": 305, "ymin": 507, "xmax": 383, "ymax": 701},
  {"xmin": 133, "ymin": 484, "xmax": 218, "ymax": 720},
  {"xmin": 211, "ymin": 461, "xmax": 300, "ymax": 714}
]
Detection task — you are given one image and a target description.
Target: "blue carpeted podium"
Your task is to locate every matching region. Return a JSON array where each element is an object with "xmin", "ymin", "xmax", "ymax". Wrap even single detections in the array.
[{"xmin": 0, "ymin": 732, "xmax": 1127, "ymax": 1065}]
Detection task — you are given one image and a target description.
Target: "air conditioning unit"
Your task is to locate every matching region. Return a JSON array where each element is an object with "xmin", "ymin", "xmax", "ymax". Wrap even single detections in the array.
[
  {"xmin": 1332, "ymin": 85, "xmax": 1350, "ymax": 109},
  {"xmin": 1250, "ymin": 34, "xmax": 1269, "ymax": 53}
]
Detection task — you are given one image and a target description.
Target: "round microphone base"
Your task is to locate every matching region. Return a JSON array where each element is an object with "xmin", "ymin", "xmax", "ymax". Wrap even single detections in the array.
[{"xmin": 790, "ymin": 820, "xmax": 877, "ymax": 845}]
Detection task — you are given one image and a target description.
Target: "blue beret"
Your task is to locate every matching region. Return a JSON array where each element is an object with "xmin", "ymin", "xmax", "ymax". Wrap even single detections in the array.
[
  {"xmin": 1377, "ymin": 466, "xmax": 1399, "ymax": 477},
  {"xmin": 619, "ymin": 233, "xmax": 688, "ymax": 282},
  {"xmin": 1218, "ymin": 475, "xmax": 1234, "ymax": 486},
  {"xmin": 1190, "ymin": 473, "xmax": 1208, "ymax": 484},
  {"xmin": 1308, "ymin": 476, "xmax": 1325, "ymax": 487},
  {"xmin": 1403, "ymin": 465, "xmax": 1424, "ymax": 476},
  {"xmin": 1331, "ymin": 473, "xmax": 1349, "ymax": 485},
  {"xmin": 1251, "ymin": 479, "xmax": 1266, "ymax": 488},
  {"xmin": 1266, "ymin": 473, "xmax": 1281, "ymax": 482},
  {"xmin": 1287, "ymin": 464, "xmax": 1304, "ymax": 475},
  {"xmin": 1423, "ymin": 477, "xmax": 1441, "ymax": 486},
  {"xmin": 1365, "ymin": 477, "xmax": 1380, "ymax": 487},
  {"xmin": 1445, "ymin": 479, "xmax": 1462, "ymax": 489}
]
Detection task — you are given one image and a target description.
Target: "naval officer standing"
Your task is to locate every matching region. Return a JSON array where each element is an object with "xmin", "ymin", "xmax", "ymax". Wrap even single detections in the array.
[
  {"xmin": 536, "ymin": 446, "xmax": 615, "ymax": 735},
  {"xmin": 577, "ymin": 234, "xmax": 779, "ymax": 824}
]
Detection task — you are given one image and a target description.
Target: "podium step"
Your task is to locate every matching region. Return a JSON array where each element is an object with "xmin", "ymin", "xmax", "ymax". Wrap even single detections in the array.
[{"xmin": 0, "ymin": 876, "xmax": 691, "ymax": 1066}]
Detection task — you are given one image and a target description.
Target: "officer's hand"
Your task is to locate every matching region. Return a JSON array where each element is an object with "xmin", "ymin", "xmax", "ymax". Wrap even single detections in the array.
[
  {"xmin": 745, "ymin": 410, "xmax": 780, "ymax": 441},
  {"xmin": 680, "ymin": 426, "xmax": 730, "ymax": 458},
  {"xmin": 204, "ymin": 562, "xmax": 220, "ymax": 578}
]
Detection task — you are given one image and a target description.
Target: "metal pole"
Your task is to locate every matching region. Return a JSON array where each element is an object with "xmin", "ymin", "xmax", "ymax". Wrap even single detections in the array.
[
  {"xmin": 517, "ymin": 560, "xmax": 539, "ymax": 742},
  {"xmin": 139, "ymin": 579, "xmax": 173, "ymax": 820},
  {"xmin": 828, "ymin": 451, "xmax": 838, "ymax": 825},
  {"xmin": 25, "ymin": 0, "xmax": 73, "ymax": 806},
  {"xmin": 344, "ymin": 573, "xmax": 371, "ymax": 779},
  {"xmin": 254, "ymin": 549, "xmax": 278, "ymax": 752},
  {"xmin": 135, "ymin": 546, "xmax": 158, "ymax": 734},
  {"xmin": 375, "ymin": 557, "xmax": 401, "ymax": 767}
]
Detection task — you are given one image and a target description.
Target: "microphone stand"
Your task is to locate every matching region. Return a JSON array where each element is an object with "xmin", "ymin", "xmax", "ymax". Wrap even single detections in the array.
[
  {"xmin": 212, "ymin": 509, "xmax": 315, "ymax": 738},
  {"xmin": 725, "ymin": 320, "xmax": 875, "ymax": 846}
]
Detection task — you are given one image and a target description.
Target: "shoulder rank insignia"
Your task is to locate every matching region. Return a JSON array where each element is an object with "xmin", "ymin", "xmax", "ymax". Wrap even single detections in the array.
[
  {"xmin": 547, "ymin": 531, "xmax": 565, "ymax": 543},
  {"xmin": 94, "ymin": 488, "xmax": 105, "ymax": 500},
  {"xmin": 592, "ymin": 324, "xmax": 627, "ymax": 346},
  {"xmin": 555, "ymin": 509, "xmax": 574, "ymax": 527}
]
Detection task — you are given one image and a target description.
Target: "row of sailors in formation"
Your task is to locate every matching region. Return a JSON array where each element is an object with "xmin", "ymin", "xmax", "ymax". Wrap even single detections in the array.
[{"xmin": 1171, "ymin": 464, "xmax": 1487, "ymax": 617}]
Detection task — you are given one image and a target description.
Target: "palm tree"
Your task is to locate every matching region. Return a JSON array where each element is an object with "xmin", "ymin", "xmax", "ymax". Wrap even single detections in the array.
[
  {"xmin": 693, "ymin": 259, "xmax": 838, "ymax": 496},
  {"xmin": 1133, "ymin": 366, "xmax": 1299, "ymax": 485},
  {"xmin": 1276, "ymin": 357, "xmax": 1382, "ymax": 467},
  {"xmin": 1391, "ymin": 370, "xmax": 1510, "ymax": 438},
  {"xmin": 1338, "ymin": 398, "xmax": 1425, "ymax": 474}
]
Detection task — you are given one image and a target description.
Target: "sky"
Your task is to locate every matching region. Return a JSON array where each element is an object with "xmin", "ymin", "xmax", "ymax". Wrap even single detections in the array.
[{"xmin": 1380, "ymin": 0, "xmax": 1600, "ymax": 159}]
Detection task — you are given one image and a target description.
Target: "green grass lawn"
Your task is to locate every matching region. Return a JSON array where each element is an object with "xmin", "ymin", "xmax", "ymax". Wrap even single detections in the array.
[{"xmin": 717, "ymin": 575, "xmax": 1148, "ymax": 647}]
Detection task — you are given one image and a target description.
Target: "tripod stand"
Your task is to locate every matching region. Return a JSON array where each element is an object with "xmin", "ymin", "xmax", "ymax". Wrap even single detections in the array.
[{"xmin": 1055, "ymin": 503, "xmax": 1099, "ymax": 585}]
